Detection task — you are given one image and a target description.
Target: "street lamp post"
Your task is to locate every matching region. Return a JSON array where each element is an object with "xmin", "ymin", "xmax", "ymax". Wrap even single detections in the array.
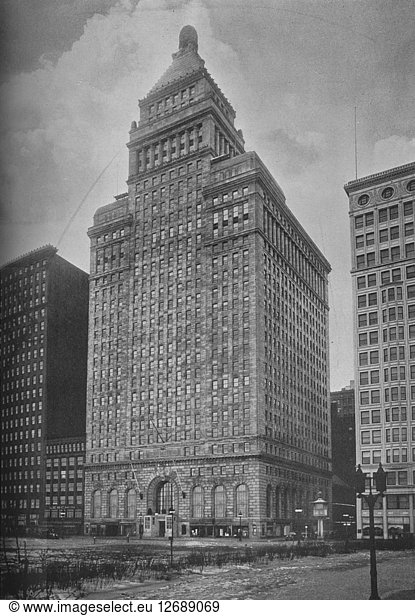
[
  {"xmin": 355, "ymin": 462, "xmax": 387, "ymax": 600},
  {"xmin": 238, "ymin": 511, "xmax": 242, "ymax": 541},
  {"xmin": 168, "ymin": 506, "xmax": 175, "ymax": 568}
]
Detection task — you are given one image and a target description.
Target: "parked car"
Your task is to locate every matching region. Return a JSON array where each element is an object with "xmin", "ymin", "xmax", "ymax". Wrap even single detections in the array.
[
  {"xmin": 284, "ymin": 532, "xmax": 297, "ymax": 540},
  {"xmin": 46, "ymin": 529, "xmax": 59, "ymax": 539}
]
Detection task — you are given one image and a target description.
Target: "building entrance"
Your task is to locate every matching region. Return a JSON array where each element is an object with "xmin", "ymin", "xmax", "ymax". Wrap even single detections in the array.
[{"xmin": 159, "ymin": 520, "xmax": 166, "ymax": 537}]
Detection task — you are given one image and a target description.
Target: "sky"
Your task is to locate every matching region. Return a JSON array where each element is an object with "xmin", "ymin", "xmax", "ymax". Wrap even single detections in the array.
[{"xmin": 1, "ymin": 0, "xmax": 415, "ymax": 390}]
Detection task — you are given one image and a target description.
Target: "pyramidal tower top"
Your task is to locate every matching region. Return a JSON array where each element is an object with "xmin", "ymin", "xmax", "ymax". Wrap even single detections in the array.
[
  {"xmin": 127, "ymin": 24, "xmax": 246, "ymax": 178},
  {"xmin": 146, "ymin": 25, "xmax": 206, "ymax": 98}
]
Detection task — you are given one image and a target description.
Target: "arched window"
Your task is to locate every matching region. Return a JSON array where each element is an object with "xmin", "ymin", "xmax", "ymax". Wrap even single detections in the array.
[
  {"xmin": 291, "ymin": 488, "xmax": 296, "ymax": 517},
  {"xmin": 266, "ymin": 484, "xmax": 272, "ymax": 517},
  {"xmin": 296, "ymin": 489, "xmax": 303, "ymax": 512},
  {"xmin": 214, "ymin": 485, "xmax": 225, "ymax": 518},
  {"xmin": 127, "ymin": 489, "xmax": 137, "ymax": 519},
  {"xmin": 109, "ymin": 489, "xmax": 118, "ymax": 518},
  {"xmin": 282, "ymin": 487, "xmax": 289, "ymax": 518},
  {"xmin": 235, "ymin": 484, "xmax": 248, "ymax": 517},
  {"xmin": 192, "ymin": 486, "xmax": 203, "ymax": 518},
  {"xmin": 275, "ymin": 487, "xmax": 281, "ymax": 519},
  {"xmin": 91, "ymin": 490, "xmax": 101, "ymax": 518},
  {"xmin": 156, "ymin": 481, "xmax": 173, "ymax": 514}
]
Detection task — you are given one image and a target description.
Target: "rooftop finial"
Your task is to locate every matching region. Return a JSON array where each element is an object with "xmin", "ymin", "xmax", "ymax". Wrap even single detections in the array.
[{"xmin": 179, "ymin": 25, "xmax": 198, "ymax": 53}]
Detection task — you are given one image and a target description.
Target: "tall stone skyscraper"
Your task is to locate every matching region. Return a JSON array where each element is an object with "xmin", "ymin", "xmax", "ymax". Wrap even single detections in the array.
[
  {"xmin": 85, "ymin": 26, "xmax": 331, "ymax": 539},
  {"xmin": 345, "ymin": 161, "xmax": 415, "ymax": 538}
]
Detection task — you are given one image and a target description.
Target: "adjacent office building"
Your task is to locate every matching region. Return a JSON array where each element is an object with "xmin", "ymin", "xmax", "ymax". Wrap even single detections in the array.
[
  {"xmin": 330, "ymin": 382, "xmax": 356, "ymax": 533},
  {"xmin": 85, "ymin": 26, "xmax": 331, "ymax": 539},
  {"xmin": 0, "ymin": 245, "xmax": 88, "ymax": 535},
  {"xmin": 345, "ymin": 161, "xmax": 415, "ymax": 537}
]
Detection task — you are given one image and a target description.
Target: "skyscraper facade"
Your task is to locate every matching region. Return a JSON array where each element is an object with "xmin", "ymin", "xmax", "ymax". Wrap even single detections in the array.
[
  {"xmin": 1, "ymin": 245, "xmax": 88, "ymax": 535},
  {"xmin": 345, "ymin": 161, "xmax": 415, "ymax": 538},
  {"xmin": 85, "ymin": 27, "xmax": 331, "ymax": 539},
  {"xmin": 330, "ymin": 382, "xmax": 356, "ymax": 533}
]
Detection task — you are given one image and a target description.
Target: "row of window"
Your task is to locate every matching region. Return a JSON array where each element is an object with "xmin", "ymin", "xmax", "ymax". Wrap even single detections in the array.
[
  {"xmin": 137, "ymin": 178, "xmax": 203, "ymax": 207},
  {"xmin": 361, "ymin": 406, "xmax": 415, "ymax": 424},
  {"xmin": 355, "ymin": 200, "xmax": 414, "ymax": 228},
  {"xmin": 147, "ymin": 84, "xmax": 197, "ymax": 118},
  {"xmin": 358, "ymin": 286, "xmax": 415, "ymax": 309},
  {"xmin": 356, "ymin": 243, "xmax": 415, "ymax": 268},
  {"xmin": 361, "ymin": 448, "xmax": 413, "ymax": 465},
  {"xmin": 212, "ymin": 186, "xmax": 249, "ymax": 206},
  {"xmin": 356, "ymin": 223, "xmax": 414, "ymax": 248},
  {"xmin": 136, "ymin": 125, "xmax": 203, "ymax": 171},
  {"xmin": 90, "ymin": 484, "xmax": 249, "ymax": 520},
  {"xmin": 361, "ymin": 426, "xmax": 414, "ymax": 444},
  {"xmin": 213, "ymin": 203, "xmax": 249, "ymax": 236},
  {"xmin": 360, "ymin": 385, "xmax": 415, "ymax": 404},
  {"xmin": 136, "ymin": 160, "xmax": 203, "ymax": 191}
]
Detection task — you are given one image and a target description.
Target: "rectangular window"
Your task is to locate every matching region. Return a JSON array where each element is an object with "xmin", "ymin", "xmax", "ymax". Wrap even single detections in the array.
[
  {"xmin": 367, "ymin": 274, "xmax": 377, "ymax": 287},
  {"xmin": 361, "ymin": 451, "xmax": 370, "ymax": 464},
  {"xmin": 406, "ymin": 243, "xmax": 415, "ymax": 258},
  {"xmin": 355, "ymin": 215, "xmax": 364, "ymax": 229},
  {"xmin": 360, "ymin": 371, "xmax": 369, "ymax": 385},
  {"xmin": 391, "ymin": 246, "xmax": 401, "ymax": 261},
  {"xmin": 368, "ymin": 293, "xmax": 377, "ymax": 306},
  {"xmin": 380, "ymin": 249, "xmax": 389, "ymax": 264},
  {"xmin": 371, "ymin": 409, "xmax": 381, "ymax": 423},
  {"xmin": 404, "ymin": 201, "xmax": 413, "ymax": 216},
  {"xmin": 370, "ymin": 350, "xmax": 379, "ymax": 364},
  {"xmin": 358, "ymin": 295, "xmax": 367, "ymax": 308},
  {"xmin": 389, "ymin": 205, "xmax": 399, "ymax": 220},
  {"xmin": 372, "ymin": 429, "xmax": 381, "ymax": 444},
  {"xmin": 381, "ymin": 271, "xmax": 390, "ymax": 284},
  {"xmin": 361, "ymin": 431, "xmax": 370, "ymax": 444},
  {"xmin": 360, "ymin": 391, "xmax": 369, "ymax": 405},
  {"xmin": 390, "ymin": 226, "xmax": 400, "ymax": 240},
  {"xmin": 379, "ymin": 208, "xmax": 388, "ymax": 223},
  {"xmin": 405, "ymin": 222, "xmax": 414, "ymax": 236},
  {"xmin": 365, "ymin": 212, "xmax": 374, "ymax": 226},
  {"xmin": 356, "ymin": 255, "xmax": 365, "ymax": 269},
  {"xmin": 361, "ymin": 411, "xmax": 370, "ymax": 425},
  {"xmin": 356, "ymin": 235, "xmax": 364, "ymax": 249},
  {"xmin": 379, "ymin": 229, "xmax": 389, "ymax": 243},
  {"xmin": 390, "ymin": 270, "xmax": 400, "ymax": 284},
  {"xmin": 358, "ymin": 314, "xmax": 368, "ymax": 327},
  {"xmin": 387, "ymin": 494, "xmax": 409, "ymax": 509}
]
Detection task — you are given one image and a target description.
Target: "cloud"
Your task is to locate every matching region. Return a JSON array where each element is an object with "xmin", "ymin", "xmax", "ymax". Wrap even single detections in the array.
[
  {"xmin": 373, "ymin": 135, "xmax": 415, "ymax": 172},
  {"xmin": 0, "ymin": 0, "xmax": 237, "ymax": 235},
  {"xmin": 261, "ymin": 128, "xmax": 327, "ymax": 174}
]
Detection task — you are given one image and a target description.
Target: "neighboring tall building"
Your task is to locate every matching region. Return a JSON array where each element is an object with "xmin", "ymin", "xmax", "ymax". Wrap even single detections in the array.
[
  {"xmin": 330, "ymin": 381, "xmax": 356, "ymax": 534},
  {"xmin": 0, "ymin": 245, "xmax": 88, "ymax": 535},
  {"xmin": 345, "ymin": 161, "xmax": 415, "ymax": 538},
  {"xmin": 85, "ymin": 26, "xmax": 331, "ymax": 539}
]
